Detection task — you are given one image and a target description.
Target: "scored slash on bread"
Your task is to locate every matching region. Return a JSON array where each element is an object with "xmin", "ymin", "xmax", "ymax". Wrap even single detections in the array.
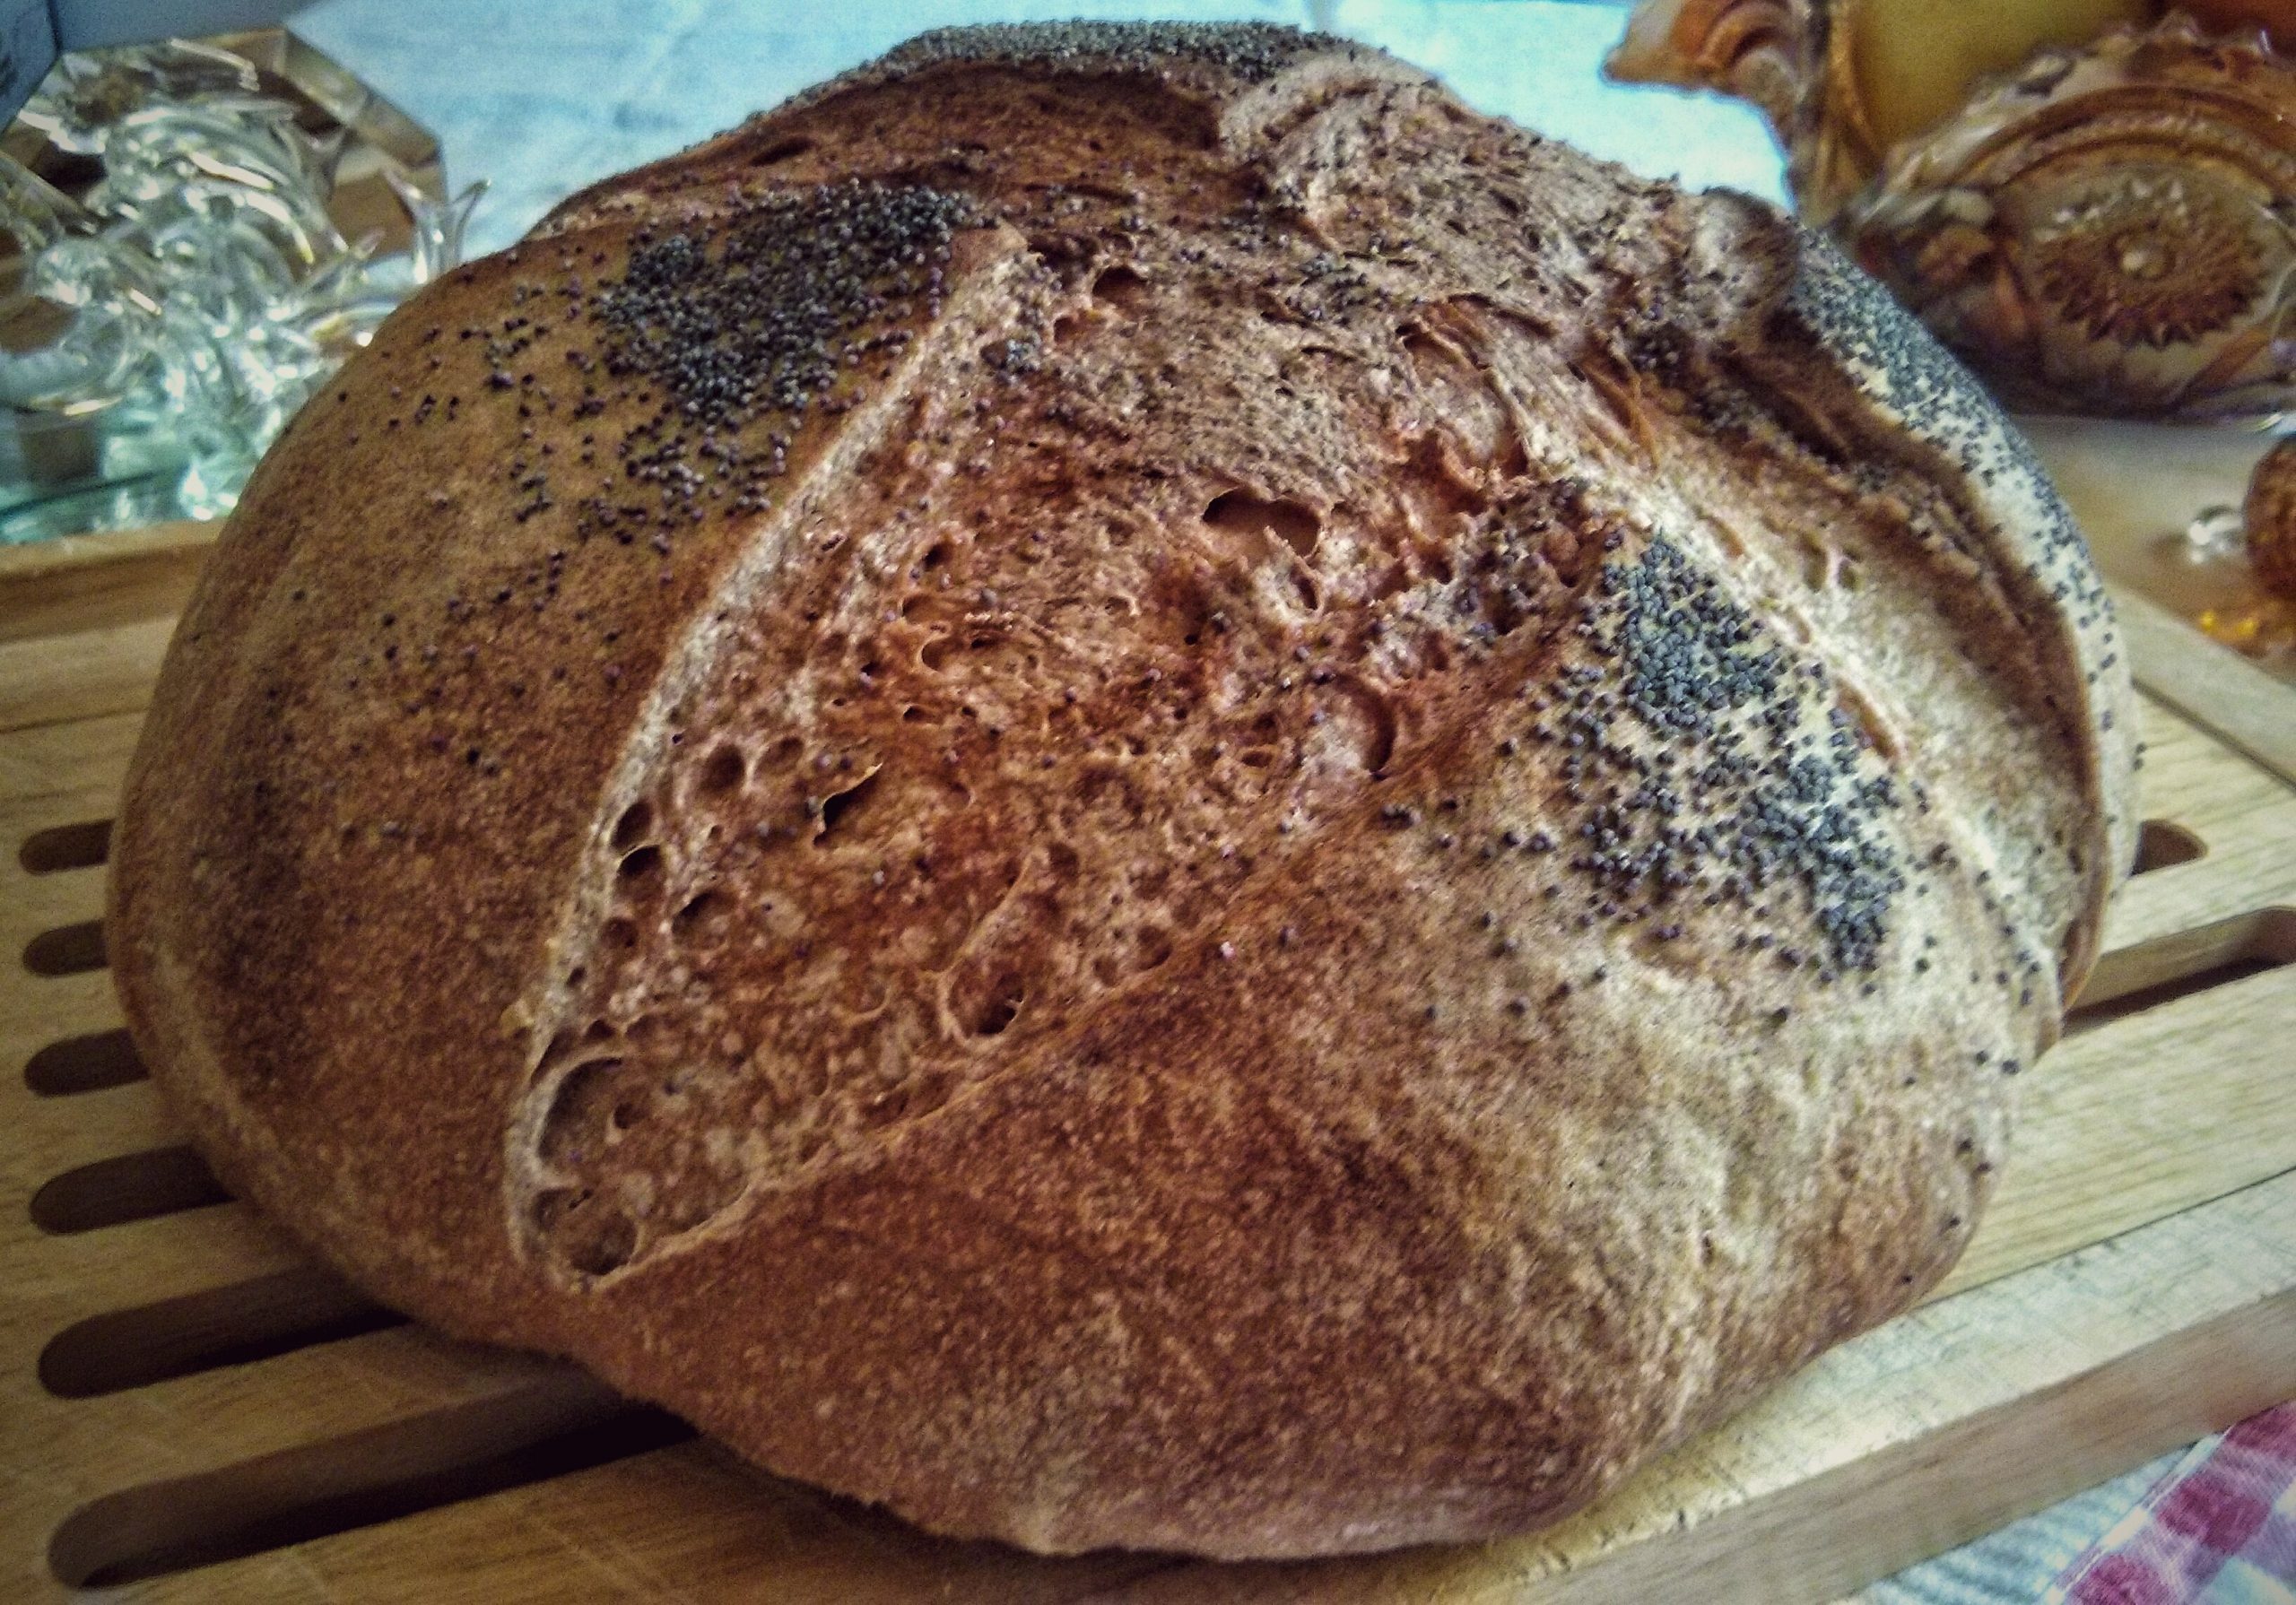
[{"xmin": 108, "ymin": 23, "xmax": 2135, "ymax": 1560}]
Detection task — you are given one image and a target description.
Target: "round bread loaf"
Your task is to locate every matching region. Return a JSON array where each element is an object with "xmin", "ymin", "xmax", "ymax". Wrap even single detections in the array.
[{"xmin": 109, "ymin": 23, "xmax": 2138, "ymax": 1560}]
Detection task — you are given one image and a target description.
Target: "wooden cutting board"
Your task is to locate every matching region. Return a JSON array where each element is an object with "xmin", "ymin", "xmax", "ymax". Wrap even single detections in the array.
[{"xmin": 3, "ymin": 522, "xmax": 2293, "ymax": 1603}]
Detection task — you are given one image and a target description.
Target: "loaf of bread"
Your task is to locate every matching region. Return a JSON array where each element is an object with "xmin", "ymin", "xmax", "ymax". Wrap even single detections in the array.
[{"xmin": 109, "ymin": 23, "xmax": 2137, "ymax": 1559}]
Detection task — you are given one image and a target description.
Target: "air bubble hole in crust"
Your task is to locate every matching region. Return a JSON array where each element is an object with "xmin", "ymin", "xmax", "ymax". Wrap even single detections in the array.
[
  {"xmin": 816, "ymin": 770, "xmax": 881, "ymax": 841},
  {"xmin": 862, "ymin": 1085, "xmax": 911, "ymax": 1127},
  {"xmin": 673, "ymin": 889, "xmax": 724, "ymax": 934},
  {"xmin": 535, "ymin": 1028, "xmax": 576, "ymax": 1077},
  {"xmin": 1204, "ymin": 488, "xmax": 1321, "ymax": 560},
  {"xmin": 1799, "ymin": 540, "xmax": 1835, "ymax": 590},
  {"xmin": 955, "ymin": 969, "xmax": 1026, "ymax": 1038},
  {"xmin": 1836, "ymin": 685, "xmax": 1902, "ymax": 762},
  {"xmin": 1328, "ymin": 678, "xmax": 1398, "ymax": 773},
  {"xmin": 534, "ymin": 1188, "xmax": 637, "ymax": 1278},
  {"xmin": 611, "ymin": 801, "xmax": 654, "ymax": 852},
  {"xmin": 539, "ymin": 1060, "xmax": 625, "ymax": 1167},
  {"xmin": 1091, "ymin": 265, "xmax": 1149, "ymax": 312},
  {"xmin": 617, "ymin": 845, "xmax": 662, "ymax": 884},
  {"xmin": 746, "ymin": 136, "xmax": 813, "ymax": 169},
  {"xmin": 699, "ymin": 744, "xmax": 746, "ymax": 794},
  {"xmin": 1401, "ymin": 331, "xmax": 1445, "ymax": 364}
]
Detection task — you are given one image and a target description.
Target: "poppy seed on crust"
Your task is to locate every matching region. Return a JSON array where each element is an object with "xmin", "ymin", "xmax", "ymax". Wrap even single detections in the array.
[
  {"xmin": 567, "ymin": 181, "xmax": 974, "ymax": 535},
  {"xmin": 783, "ymin": 20, "xmax": 1359, "ymax": 115}
]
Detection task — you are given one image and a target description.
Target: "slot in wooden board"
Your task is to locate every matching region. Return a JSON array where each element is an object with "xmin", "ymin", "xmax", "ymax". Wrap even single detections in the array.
[{"xmin": 3, "ymin": 563, "xmax": 2293, "ymax": 1602}]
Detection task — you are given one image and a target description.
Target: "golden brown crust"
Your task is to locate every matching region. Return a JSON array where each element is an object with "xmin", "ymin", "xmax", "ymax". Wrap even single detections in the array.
[{"xmin": 109, "ymin": 24, "xmax": 2135, "ymax": 1559}]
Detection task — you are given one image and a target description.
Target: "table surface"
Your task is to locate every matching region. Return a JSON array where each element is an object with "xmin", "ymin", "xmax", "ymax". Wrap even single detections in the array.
[{"xmin": 270, "ymin": 2, "xmax": 2242, "ymax": 1595}]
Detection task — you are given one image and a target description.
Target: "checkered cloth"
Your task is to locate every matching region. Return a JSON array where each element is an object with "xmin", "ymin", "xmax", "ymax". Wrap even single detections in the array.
[{"xmin": 2053, "ymin": 1406, "xmax": 2296, "ymax": 1602}]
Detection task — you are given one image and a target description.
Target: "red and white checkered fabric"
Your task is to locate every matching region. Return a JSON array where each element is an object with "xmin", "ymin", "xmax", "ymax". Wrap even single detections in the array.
[{"xmin": 2053, "ymin": 1405, "xmax": 2296, "ymax": 1603}]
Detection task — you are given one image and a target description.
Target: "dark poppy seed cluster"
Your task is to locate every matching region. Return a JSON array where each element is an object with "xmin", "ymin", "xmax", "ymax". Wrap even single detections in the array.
[
  {"xmin": 1785, "ymin": 231, "xmax": 2119, "ymax": 674},
  {"xmin": 1538, "ymin": 537, "xmax": 1908, "ymax": 974},
  {"xmin": 831, "ymin": 21, "xmax": 1334, "ymax": 94},
  {"xmin": 574, "ymin": 180, "xmax": 975, "ymax": 533}
]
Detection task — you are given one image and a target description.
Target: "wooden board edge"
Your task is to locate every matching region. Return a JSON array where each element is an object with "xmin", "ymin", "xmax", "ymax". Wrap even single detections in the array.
[
  {"xmin": 1520, "ymin": 1286, "xmax": 2296, "ymax": 1605},
  {"xmin": 2115, "ymin": 586, "xmax": 2296, "ymax": 791},
  {"xmin": 22, "ymin": 1167, "xmax": 2283, "ymax": 1605},
  {"xmin": 0, "ymin": 523, "xmax": 215, "ymax": 586},
  {"xmin": 0, "ymin": 524, "xmax": 213, "ymax": 654},
  {"xmin": 1098, "ymin": 1166, "xmax": 2296, "ymax": 1605}
]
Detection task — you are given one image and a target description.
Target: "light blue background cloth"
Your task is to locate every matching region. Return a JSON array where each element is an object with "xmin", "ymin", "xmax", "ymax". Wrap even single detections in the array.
[
  {"xmin": 298, "ymin": 0, "xmax": 1787, "ymax": 257},
  {"xmin": 283, "ymin": 0, "xmax": 2187, "ymax": 1594}
]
